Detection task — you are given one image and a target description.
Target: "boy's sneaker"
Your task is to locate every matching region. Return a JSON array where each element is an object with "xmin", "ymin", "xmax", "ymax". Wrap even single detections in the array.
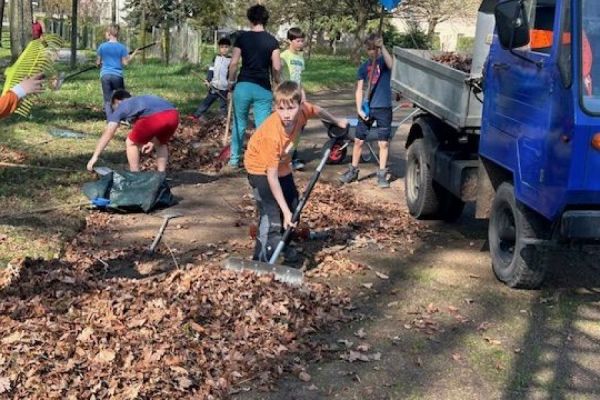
[
  {"xmin": 220, "ymin": 163, "xmax": 242, "ymax": 175},
  {"xmin": 339, "ymin": 166, "xmax": 359, "ymax": 184},
  {"xmin": 377, "ymin": 169, "xmax": 390, "ymax": 189},
  {"xmin": 283, "ymin": 246, "xmax": 301, "ymax": 264},
  {"xmin": 291, "ymin": 159, "xmax": 305, "ymax": 171}
]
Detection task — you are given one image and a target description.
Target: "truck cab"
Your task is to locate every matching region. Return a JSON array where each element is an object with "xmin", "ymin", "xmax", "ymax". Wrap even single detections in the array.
[{"xmin": 394, "ymin": 0, "xmax": 600, "ymax": 288}]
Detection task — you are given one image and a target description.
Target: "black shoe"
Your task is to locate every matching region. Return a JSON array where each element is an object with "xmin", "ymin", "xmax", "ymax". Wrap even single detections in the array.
[
  {"xmin": 283, "ymin": 247, "xmax": 301, "ymax": 264},
  {"xmin": 339, "ymin": 166, "xmax": 359, "ymax": 184},
  {"xmin": 377, "ymin": 169, "xmax": 390, "ymax": 188}
]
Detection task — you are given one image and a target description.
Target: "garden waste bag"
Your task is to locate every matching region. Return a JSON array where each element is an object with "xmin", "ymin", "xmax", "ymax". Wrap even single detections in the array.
[{"xmin": 82, "ymin": 170, "xmax": 176, "ymax": 213}]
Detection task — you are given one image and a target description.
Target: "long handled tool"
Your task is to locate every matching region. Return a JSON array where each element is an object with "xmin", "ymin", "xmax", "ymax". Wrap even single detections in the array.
[
  {"xmin": 51, "ymin": 42, "xmax": 158, "ymax": 90},
  {"xmin": 149, "ymin": 211, "xmax": 183, "ymax": 253},
  {"xmin": 224, "ymin": 122, "xmax": 349, "ymax": 286}
]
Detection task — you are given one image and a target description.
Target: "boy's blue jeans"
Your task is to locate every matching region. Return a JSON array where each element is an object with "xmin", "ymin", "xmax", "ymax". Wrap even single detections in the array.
[
  {"xmin": 100, "ymin": 74, "xmax": 124, "ymax": 120},
  {"xmin": 230, "ymin": 82, "xmax": 273, "ymax": 166}
]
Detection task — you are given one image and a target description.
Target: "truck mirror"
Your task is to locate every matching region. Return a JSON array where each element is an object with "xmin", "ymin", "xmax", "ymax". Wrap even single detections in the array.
[{"xmin": 495, "ymin": 0, "xmax": 530, "ymax": 49}]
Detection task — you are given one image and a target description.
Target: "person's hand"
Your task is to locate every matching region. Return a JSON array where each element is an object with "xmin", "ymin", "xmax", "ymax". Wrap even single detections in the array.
[
  {"xmin": 358, "ymin": 109, "xmax": 369, "ymax": 121},
  {"xmin": 374, "ymin": 37, "xmax": 384, "ymax": 49},
  {"xmin": 337, "ymin": 118, "xmax": 349, "ymax": 129},
  {"xmin": 19, "ymin": 74, "xmax": 45, "ymax": 96},
  {"xmin": 204, "ymin": 79, "xmax": 210, "ymax": 87},
  {"xmin": 141, "ymin": 142, "xmax": 154, "ymax": 154},
  {"xmin": 283, "ymin": 210, "xmax": 296, "ymax": 230},
  {"xmin": 87, "ymin": 155, "xmax": 98, "ymax": 172}
]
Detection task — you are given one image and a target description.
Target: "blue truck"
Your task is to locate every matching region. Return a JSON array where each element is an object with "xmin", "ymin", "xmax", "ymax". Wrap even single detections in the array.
[{"xmin": 392, "ymin": 0, "xmax": 600, "ymax": 288}]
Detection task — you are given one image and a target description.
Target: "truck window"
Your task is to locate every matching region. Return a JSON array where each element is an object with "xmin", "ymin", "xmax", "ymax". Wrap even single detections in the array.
[
  {"xmin": 581, "ymin": 0, "xmax": 600, "ymax": 113},
  {"xmin": 527, "ymin": 0, "xmax": 557, "ymax": 54}
]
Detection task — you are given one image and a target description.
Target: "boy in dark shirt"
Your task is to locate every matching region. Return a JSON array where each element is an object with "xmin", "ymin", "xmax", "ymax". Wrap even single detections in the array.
[
  {"xmin": 339, "ymin": 34, "xmax": 393, "ymax": 189},
  {"xmin": 86, "ymin": 90, "xmax": 179, "ymax": 172}
]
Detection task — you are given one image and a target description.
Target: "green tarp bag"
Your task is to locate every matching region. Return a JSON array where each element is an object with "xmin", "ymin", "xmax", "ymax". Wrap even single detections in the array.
[{"xmin": 82, "ymin": 170, "xmax": 176, "ymax": 213}]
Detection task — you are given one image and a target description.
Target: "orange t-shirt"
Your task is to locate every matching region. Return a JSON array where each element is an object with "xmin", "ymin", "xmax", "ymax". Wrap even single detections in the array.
[
  {"xmin": 0, "ymin": 91, "xmax": 19, "ymax": 119},
  {"xmin": 245, "ymin": 102, "xmax": 318, "ymax": 176}
]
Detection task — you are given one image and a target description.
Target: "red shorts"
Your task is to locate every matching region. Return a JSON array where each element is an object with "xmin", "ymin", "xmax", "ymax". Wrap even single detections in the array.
[{"xmin": 128, "ymin": 109, "xmax": 180, "ymax": 145}]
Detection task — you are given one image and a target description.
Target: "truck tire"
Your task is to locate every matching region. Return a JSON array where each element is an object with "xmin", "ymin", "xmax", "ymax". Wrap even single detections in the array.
[
  {"xmin": 434, "ymin": 184, "xmax": 465, "ymax": 222},
  {"xmin": 405, "ymin": 138, "xmax": 439, "ymax": 218},
  {"xmin": 488, "ymin": 182, "xmax": 549, "ymax": 289}
]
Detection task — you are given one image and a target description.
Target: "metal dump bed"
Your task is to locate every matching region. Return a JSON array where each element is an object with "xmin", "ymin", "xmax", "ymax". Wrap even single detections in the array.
[{"xmin": 392, "ymin": 47, "xmax": 482, "ymax": 130}]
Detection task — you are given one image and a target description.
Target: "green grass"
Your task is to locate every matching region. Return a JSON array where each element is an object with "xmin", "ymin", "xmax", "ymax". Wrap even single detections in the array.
[{"xmin": 0, "ymin": 54, "xmax": 355, "ymax": 266}]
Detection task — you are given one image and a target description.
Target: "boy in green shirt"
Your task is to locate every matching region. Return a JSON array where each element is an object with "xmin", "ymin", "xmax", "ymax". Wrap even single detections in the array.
[{"xmin": 280, "ymin": 27, "xmax": 306, "ymax": 170}]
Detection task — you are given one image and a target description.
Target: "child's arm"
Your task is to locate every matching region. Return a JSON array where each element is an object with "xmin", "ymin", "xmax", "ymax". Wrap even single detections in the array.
[
  {"xmin": 227, "ymin": 48, "xmax": 241, "ymax": 90},
  {"xmin": 266, "ymin": 166, "xmax": 296, "ymax": 229},
  {"xmin": 375, "ymin": 37, "xmax": 393, "ymax": 70},
  {"xmin": 355, "ymin": 79, "xmax": 367, "ymax": 120},
  {"xmin": 271, "ymin": 49, "xmax": 282, "ymax": 84},
  {"xmin": 313, "ymin": 105, "xmax": 348, "ymax": 128},
  {"xmin": 87, "ymin": 122, "xmax": 119, "ymax": 171},
  {"xmin": 0, "ymin": 75, "xmax": 45, "ymax": 119}
]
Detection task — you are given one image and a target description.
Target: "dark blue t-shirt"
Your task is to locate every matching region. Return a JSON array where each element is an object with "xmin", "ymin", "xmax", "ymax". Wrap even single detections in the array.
[
  {"xmin": 109, "ymin": 95, "xmax": 175, "ymax": 124},
  {"xmin": 357, "ymin": 56, "xmax": 392, "ymax": 108},
  {"xmin": 97, "ymin": 41, "xmax": 129, "ymax": 78}
]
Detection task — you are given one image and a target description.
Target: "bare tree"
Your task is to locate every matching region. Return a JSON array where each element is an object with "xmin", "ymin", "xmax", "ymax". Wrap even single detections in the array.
[
  {"xmin": 9, "ymin": 0, "xmax": 34, "ymax": 60},
  {"xmin": 70, "ymin": 0, "xmax": 77, "ymax": 68},
  {"xmin": 397, "ymin": 0, "xmax": 479, "ymax": 42},
  {"xmin": 0, "ymin": 0, "xmax": 6, "ymax": 47}
]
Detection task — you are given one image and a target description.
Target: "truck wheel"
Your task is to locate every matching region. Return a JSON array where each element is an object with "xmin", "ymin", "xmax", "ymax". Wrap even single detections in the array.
[
  {"xmin": 405, "ymin": 138, "xmax": 439, "ymax": 218},
  {"xmin": 434, "ymin": 184, "xmax": 465, "ymax": 222},
  {"xmin": 488, "ymin": 182, "xmax": 549, "ymax": 289}
]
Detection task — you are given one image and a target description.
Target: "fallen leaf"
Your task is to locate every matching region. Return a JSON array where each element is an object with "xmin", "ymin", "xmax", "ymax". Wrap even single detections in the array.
[
  {"xmin": 1, "ymin": 331, "xmax": 24, "ymax": 344},
  {"xmin": 298, "ymin": 371, "xmax": 311, "ymax": 382},
  {"xmin": 484, "ymin": 337, "xmax": 502, "ymax": 346},
  {"xmin": 369, "ymin": 352, "xmax": 382, "ymax": 361},
  {"xmin": 375, "ymin": 271, "xmax": 389, "ymax": 280},
  {"xmin": 337, "ymin": 339, "xmax": 353, "ymax": 348},
  {"xmin": 451, "ymin": 353, "xmax": 462, "ymax": 362},
  {"xmin": 361, "ymin": 283, "xmax": 373, "ymax": 289},
  {"xmin": 387, "ymin": 301, "xmax": 399, "ymax": 308},
  {"xmin": 356, "ymin": 343, "xmax": 371, "ymax": 352},
  {"xmin": 354, "ymin": 328, "xmax": 367, "ymax": 339},
  {"xmin": 0, "ymin": 377, "xmax": 10, "ymax": 394},
  {"xmin": 77, "ymin": 327, "xmax": 94, "ymax": 342},
  {"xmin": 344, "ymin": 351, "xmax": 370, "ymax": 362},
  {"xmin": 307, "ymin": 384, "xmax": 318, "ymax": 391},
  {"xmin": 94, "ymin": 349, "xmax": 116, "ymax": 364}
]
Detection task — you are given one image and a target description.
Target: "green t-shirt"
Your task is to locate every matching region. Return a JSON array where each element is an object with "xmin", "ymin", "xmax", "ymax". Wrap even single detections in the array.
[{"xmin": 281, "ymin": 49, "xmax": 305, "ymax": 84}]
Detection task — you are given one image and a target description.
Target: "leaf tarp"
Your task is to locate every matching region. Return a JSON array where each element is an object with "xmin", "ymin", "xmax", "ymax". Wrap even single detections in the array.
[{"xmin": 82, "ymin": 170, "xmax": 176, "ymax": 213}]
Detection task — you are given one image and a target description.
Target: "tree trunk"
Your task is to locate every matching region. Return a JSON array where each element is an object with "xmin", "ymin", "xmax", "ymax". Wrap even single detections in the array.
[
  {"xmin": 351, "ymin": 7, "xmax": 368, "ymax": 64},
  {"xmin": 427, "ymin": 17, "xmax": 439, "ymax": 45},
  {"xmin": 306, "ymin": 12, "xmax": 314, "ymax": 60},
  {"xmin": 9, "ymin": 0, "xmax": 33, "ymax": 60},
  {"xmin": 0, "ymin": 0, "xmax": 6, "ymax": 47},
  {"xmin": 140, "ymin": 6, "xmax": 146, "ymax": 64},
  {"xmin": 162, "ymin": 23, "xmax": 170, "ymax": 65},
  {"xmin": 70, "ymin": 0, "xmax": 77, "ymax": 68},
  {"xmin": 111, "ymin": 0, "xmax": 116, "ymax": 23}
]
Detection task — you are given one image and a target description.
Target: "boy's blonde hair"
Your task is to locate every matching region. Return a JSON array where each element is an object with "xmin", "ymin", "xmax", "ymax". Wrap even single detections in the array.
[
  {"xmin": 106, "ymin": 24, "xmax": 120, "ymax": 38},
  {"xmin": 274, "ymin": 81, "xmax": 302, "ymax": 106}
]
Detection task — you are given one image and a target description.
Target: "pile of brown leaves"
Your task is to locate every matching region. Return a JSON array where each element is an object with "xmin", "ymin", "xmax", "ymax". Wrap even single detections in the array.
[
  {"xmin": 0, "ymin": 213, "xmax": 351, "ymax": 399},
  {"xmin": 302, "ymin": 184, "xmax": 422, "ymax": 251},
  {"xmin": 431, "ymin": 52, "xmax": 473, "ymax": 73},
  {"xmin": 141, "ymin": 118, "xmax": 226, "ymax": 172},
  {"xmin": 0, "ymin": 145, "xmax": 28, "ymax": 163}
]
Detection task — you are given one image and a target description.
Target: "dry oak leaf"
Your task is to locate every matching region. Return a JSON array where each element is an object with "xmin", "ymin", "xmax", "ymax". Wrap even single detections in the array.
[
  {"xmin": 95, "ymin": 349, "xmax": 116, "ymax": 364},
  {"xmin": 0, "ymin": 377, "xmax": 10, "ymax": 394},
  {"xmin": 77, "ymin": 327, "xmax": 94, "ymax": 342},
  {"xmin": 298, "ymin": 372, "xmax": 311, "ymax": 382}
]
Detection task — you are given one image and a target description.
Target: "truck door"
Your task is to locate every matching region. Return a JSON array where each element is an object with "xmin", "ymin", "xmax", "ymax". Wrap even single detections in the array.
[{"xmin": 481, "ymin": 0, "xmax": 560, "ymax": 215}]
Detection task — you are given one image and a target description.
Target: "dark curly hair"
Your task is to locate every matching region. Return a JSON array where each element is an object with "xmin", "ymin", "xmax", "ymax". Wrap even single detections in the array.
[{"xmin": 247, "ymin": 4, "xmax": 269, "ymax": 26}]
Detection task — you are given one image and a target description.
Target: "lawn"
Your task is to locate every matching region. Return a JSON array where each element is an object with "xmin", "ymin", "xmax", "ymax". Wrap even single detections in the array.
[{"xmin": 0, "ymin": 54, "xmax": 356, "ymax": 266}]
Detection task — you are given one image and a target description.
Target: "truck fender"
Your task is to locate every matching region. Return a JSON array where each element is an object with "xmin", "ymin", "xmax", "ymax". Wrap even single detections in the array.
[
  {"xmin": 475, "ymin": 157, "xmax": 513, "ymax": 219},
  {"xmin": 405, "ymin": 115, "xmax": 447, "ymax": 162}
]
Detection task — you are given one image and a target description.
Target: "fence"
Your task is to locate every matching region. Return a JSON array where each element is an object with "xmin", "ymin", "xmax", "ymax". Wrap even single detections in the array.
[{"xmin": 44, "ymin": 19, "xmax": 203, "ymax": 64}]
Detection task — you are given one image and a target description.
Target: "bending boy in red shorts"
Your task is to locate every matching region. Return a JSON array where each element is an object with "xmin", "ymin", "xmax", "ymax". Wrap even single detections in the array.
[{"xmin": 87, "ymin": 89, "xmax": 180, "ymax": 172}]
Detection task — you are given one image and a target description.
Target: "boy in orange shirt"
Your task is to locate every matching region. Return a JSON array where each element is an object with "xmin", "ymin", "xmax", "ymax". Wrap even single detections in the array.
[
  {"xmin": 0, "ymin": 74, "xmax": 45, "ymax": 119},
  {"xmin": 244, "ymin": 81, "xmax": 347, "ymax": 263}
]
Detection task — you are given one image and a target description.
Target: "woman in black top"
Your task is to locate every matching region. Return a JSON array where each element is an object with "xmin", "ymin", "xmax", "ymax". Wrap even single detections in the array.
[{"xmin": 226, "ymin": 4, "xmax": 282, "ymax": 169}]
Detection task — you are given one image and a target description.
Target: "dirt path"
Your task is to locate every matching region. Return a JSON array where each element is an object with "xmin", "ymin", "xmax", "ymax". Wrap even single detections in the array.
[{"xmin": 93, "ymin": 89, "xmax": 600, "ymax": 399}]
